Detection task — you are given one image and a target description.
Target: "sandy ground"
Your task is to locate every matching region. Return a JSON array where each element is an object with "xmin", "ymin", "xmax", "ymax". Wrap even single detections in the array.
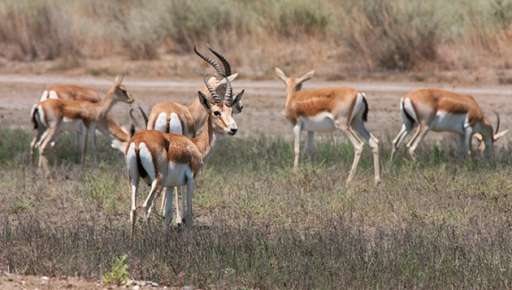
[{"xmin": 1, "ymin": 74, "xmax": 511, "ymax": 145}]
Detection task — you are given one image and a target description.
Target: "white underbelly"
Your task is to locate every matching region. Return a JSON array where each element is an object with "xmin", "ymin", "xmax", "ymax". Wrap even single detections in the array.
[
  {"xmin": 299, "ymin": 112, "xmax": 336, "ymax": 132},
  {"xmin": 163, "ymin": 162, "xmax": 192, "ymax": 186},
  {"xmin": 430, "ymin": 111, "xmax": 467, "ymax": 134}
]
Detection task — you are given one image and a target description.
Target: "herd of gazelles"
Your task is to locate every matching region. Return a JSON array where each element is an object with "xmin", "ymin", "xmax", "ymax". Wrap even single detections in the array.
[{"xmin": 28, "ymin": 47, "xmax": 509, "ymax": 233}]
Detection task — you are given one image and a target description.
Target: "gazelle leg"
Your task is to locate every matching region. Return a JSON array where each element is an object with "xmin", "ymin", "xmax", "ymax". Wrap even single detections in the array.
[
  {"xmin": 184, "ymin": 177, "xmax": 194, "ymax": 227},
  {"xmin": 390, "ymin": 124, "xmax": 411, "ymax": 161},
  {"xmin": 142, "ymin": 178, "xmax": 162, "ymax": 220},
  {"xmin": 407, "ymin": 126, "xmax": 430, "ymax": 160},
  {"xmin": 79, "ymin": 125, "xmax": 89, "ymax": 165},
  {"xmin": 463, "ymin": 127, "xmax": 473, "ymax": 158},
  {"xmin": 30, "ymin": 128, "xmax": 45, "ymax": 162},
  {"xmin": 129, "ymin": 178, "xmax": 139, "ymax": 236},
  {"xmin": 352, "ymin": 119, "xmax": 382, "ymax": 185},
  {"xmin": 175, "ymin": 186, "xmax": 183, "ymax": 224},
  {"xmin": 304, "ymin": 131, "xmax": 315, "ymax": 161},
  {"xmin": 293, "ymin": 124, "xmax": 301, "ymax": 171},
  {"xmin": 163, "ymin": 187, "xmax": 174, "ymax": 226},
  {"xmin": 90, "ymin": 125, "xmax": 98, "ymax": 162},
  {"xmin": 38, "ymin": 127, "xmax": 59, "ymax": 175},
  {"xmin": 160, "ymin": 187, "xmax": 168, "ymax": 216},
  {"xmin": 338, "ymin": 126, "xmax": 364, "ymax": 185}
]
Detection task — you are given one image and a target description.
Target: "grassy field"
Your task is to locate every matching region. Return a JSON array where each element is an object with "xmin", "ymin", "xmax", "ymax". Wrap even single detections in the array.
[
  {"xmin": 1, "ymin": 128, "xmax": 512, "ymax": 288},
  {"xmin": 1, "ymin": 0, "xmax": 512, "ymax": 79}
]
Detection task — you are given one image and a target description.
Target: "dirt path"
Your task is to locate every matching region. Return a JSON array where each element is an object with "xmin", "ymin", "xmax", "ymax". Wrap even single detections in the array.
[{"xmin": 1, "ymin": 74, "xmax": 511, "ymax": 140}]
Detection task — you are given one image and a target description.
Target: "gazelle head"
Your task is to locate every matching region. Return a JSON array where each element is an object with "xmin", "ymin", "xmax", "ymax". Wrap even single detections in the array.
[
  {"xmin": 108, "ymin": 75, "xmax": 134, "ymax": 104},
  {"xmin": 198, "ymin": 77, "xmax": 244, "ymax": 136},
  {"xmin": 194, "ymin": 46, "xmax": 243, "ymax": 114},
  {"xmin": 474, "ymin": 112, "xmax": 508, "ymax": 157},
  {"xmin": 275, "ymin": 67, "xmax": 315, "ymax": 96}
]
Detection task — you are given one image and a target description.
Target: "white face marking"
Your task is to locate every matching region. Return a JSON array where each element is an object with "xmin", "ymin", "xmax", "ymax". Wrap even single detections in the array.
[
  {"xmin": 154, "ymin": 113, "xmax": 168, "ymax": 132},
  {"xmin": 163, "ymin": 161, "xmax": 192, "ymax": 187},
  {"xmin": 126, "ymin": 143, "xmax": 139, "ymax": 179},
  {"xmin": 138, "ymin": 142, "xmax": 156, "ymax": 181},
  {"xmin": 169, "ymin": 113, "xmax": 183, "ymax": 135},
  {"xmin": 299, "ymin": 112, "xmax": 336, "ymax": 132},
  {"xmin": 430, "ymin": 111, "xmax": 467, "ymax": 134}
]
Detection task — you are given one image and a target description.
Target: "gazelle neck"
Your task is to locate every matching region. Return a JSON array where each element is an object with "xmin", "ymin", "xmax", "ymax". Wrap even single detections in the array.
[
  {"xmin": 96, "ymin": 94, "xmax": 116, "ymax": 119},
  {"xmin": 192, "ymin": 115, "xmax": 216, "ymax": 159},
  {"xmin": 188, "ymin": 98, "xmax": 209, "ymax": 133}
]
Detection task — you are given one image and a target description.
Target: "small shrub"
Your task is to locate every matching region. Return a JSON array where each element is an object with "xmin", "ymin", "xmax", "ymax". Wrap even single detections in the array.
[{"xmin": 103, "ymin": 255, "xmax": 129, "ymax": 286}]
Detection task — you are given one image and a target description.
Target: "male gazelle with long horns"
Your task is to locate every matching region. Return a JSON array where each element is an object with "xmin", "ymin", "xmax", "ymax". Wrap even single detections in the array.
[
  {"xmin": 275, "ymin": 68, "xmax": 381, "ymax": 185},
  {"xmin": 390, "ymin": 88, "xmax": 508, "ymax": 160},
  {"xmin": 30, "ymin": 76, "xmax": 134, "ymax": 173},
  {"xmin": 143, "ymin": 47, "xmax": 243, "ymax": 223},
  {"xmin": 125, "ymin": 77, "xmax": 244, "ymax": 233}
]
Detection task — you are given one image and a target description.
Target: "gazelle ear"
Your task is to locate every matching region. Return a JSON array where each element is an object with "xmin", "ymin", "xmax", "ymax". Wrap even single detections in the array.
[
  {"xmin": 297, "ymin": 70, "xmax": 315, "ymax": 85},
  {"xmin": 232, "ymin": 89, "xmax": 245, "ymax": 114},
  {"xmin": 275, "ymin": 67, "xmax": 288, "ymax": 83},
  {"xmin": 494, "ymin": 129, "xmax": 509, "ymax": 141},
  {"xmin": 216, "ymin": 73, "xmax": 239, "ymax": 86},
  {"xmin": 198, "ymin": 91, "xmax": 211, "ymax": 110},
  {"xmin": 114, "ymin": 74, "xmax": 125, "ymax": 86}
]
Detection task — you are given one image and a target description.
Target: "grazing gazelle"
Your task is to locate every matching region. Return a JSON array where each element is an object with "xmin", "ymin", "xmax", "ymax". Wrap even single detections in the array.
[
  {"xmin": 38, "ymin": 84, "xmax": 102, "ymax": 152},
  {"xmin": 144, "ymin": 47, "xmax": 243, "ymax": 222},
  {"xmin": 390, "ymin": 88, "xmax": 508, "ymax": 160},
  {"xmin": 125, "ymin": 78, "xmax": 244, "ymax": 233},
  {"xmin": 275, "ymin": 67, "xmax": 381, "ymax": 185},
  {"xmin": 30, "ymin": 76, "xmax": 134, "ymax": 173}
]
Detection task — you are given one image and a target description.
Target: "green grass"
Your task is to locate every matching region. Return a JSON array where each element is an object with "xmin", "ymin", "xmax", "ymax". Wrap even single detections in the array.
[{"xmin": 1, "ymin": 128, "xmax": 512, "ymax": 288}]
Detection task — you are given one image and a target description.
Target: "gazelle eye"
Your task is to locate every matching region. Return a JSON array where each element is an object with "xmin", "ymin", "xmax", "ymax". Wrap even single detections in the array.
[{"xmin": 213, "ymin": 111, "xmax": 221, "ymax": 117}]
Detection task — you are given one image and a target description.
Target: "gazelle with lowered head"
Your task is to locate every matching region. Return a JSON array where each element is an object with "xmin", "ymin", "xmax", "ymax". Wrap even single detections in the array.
[
  {"xmin": 30, "ymin": 75, "xmax": 134, "ymax": 173},
  {"xmin": 390, "ymin": 88, "xmax": 508, "ymax": 160},
  {"xmin": 37, "ymin": 84, "xmax": 102, "ymax": 153},
  {"xmin": 143, "ymin": 47, "xmax": 244, "ymax": 222},
  {"xmin": 275, "ymin": 68, "xmax": 381, "ymax": 185},
  {"xmin": 125, "ymin": 77, "xmax": 244, "ymax": 233}
]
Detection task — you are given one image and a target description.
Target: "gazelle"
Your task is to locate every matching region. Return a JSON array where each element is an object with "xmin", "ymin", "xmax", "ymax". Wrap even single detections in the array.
[
  {"xmin": 38, "ymin": 84, "xmax": 102, "ymax": 152},
  {"xmin": 390, "ymin": 88, "xmax": 508, "ymax": 160},
  {"xmin": 275, "ymin": 67, "xmax": 381, "ymax": 185},
  {"xmin": 125, "ymin": 78, "xmax": 244, "ymax": 233},
  {"xmin": 30, "ymin": 75, "xmax": 134, "ymax": 173},
  {"xmin": 144, "ymin": 47, "xmax": 243, "ymax": 222}
]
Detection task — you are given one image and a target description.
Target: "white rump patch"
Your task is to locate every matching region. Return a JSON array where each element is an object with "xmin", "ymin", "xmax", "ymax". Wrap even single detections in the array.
[
  {"xmin": 168, "ymin": 113, "xmax": 183, "ymax": 135},
  {"xmin": 299, "ymin": 112, "xmax": 336, "ymax": 132},
  {"xmin": 154, "ymin": 113, "xmax": 168, "ymax": 132},
  {"xmin": 352, "ymin": 92, "xmax": 366, "ymax": 120},
  {"xmin": 138, "ymin": 142, "xmax": 156, "ymax": 181},
  {"xmin": 402, "ymin": 98, "xmax": 418, "ymax": 123},
  {"xmin": 126, "ymin": 143, "xmax": 139, "ymax": 179},
  {"xmin": 37, "ymin": 105, "xmax": 47, "ymax": 127}
]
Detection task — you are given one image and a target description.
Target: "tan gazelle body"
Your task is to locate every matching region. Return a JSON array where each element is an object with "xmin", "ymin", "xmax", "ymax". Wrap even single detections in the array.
[
  {"xmin": 30, "ymin": 76, "xmax": 134, "ymax": 173},
  {"xmin": 390, "ymin": 88, "xmax": 508, "ymax": 160},
  {"xmin": 275, "ymin": 68, "xmax": 381, "ymax": 185},
  {"xmin": 125, "ymin": 78, "xmax": 244, "ymax": 234}
]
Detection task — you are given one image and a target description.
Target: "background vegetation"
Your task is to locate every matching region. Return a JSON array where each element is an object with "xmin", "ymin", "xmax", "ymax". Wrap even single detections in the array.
[
  {"xmin": 1, "ymin": 128, "xmax": 512, "ymax": 288},
  {"xmin": 1, "ymin": 0, "xmax": 512, "ymax": 74}
]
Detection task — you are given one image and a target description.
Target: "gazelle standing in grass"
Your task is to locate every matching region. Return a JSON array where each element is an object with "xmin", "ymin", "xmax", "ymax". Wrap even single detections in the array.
[
  {"xmin": 38, "ymin": 84, "xmax": 102, "ymax": 153},
  {"xmin": 390, "ymin": 88, "xmax": 508, "ymax": 161},
  {"xmin": 125, "ymin": 78, "xmax": 244, "ymax": 233},
  {"xmin": 143, "ymin": 47, "xmax": 243, "ymax": 223},
  {"xmin": 275, "ymin": 67, "xmax": 381, "ymax": 185},
  {"xmin": 30, "ymin": 76, "xmax": 134, "ymax": 173}
]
